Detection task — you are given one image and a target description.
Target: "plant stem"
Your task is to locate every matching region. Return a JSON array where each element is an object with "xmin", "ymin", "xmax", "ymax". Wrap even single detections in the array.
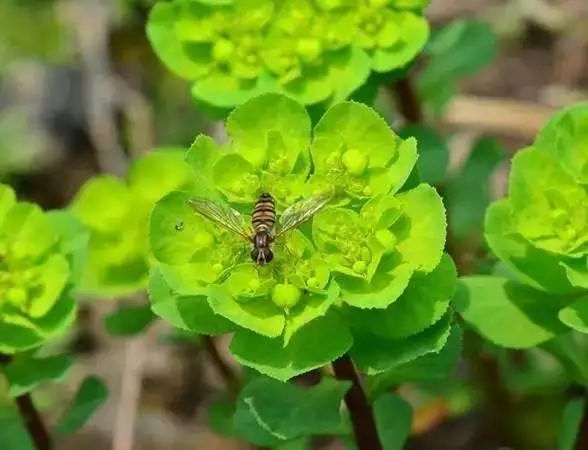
[
  {"xmin": 392, "ymin": 76, "xmax": 423, "ymax": 124},
  {"xmin": 332, "ymin": 355, "xmax": 382, "ymax": 450},
  {"xmin": 202, "ymin": 336, "xmax": 239, "ymax": 395},
  {"xmin": 0, "ymin": 354, "xmax": 52, "ymax": 450}
]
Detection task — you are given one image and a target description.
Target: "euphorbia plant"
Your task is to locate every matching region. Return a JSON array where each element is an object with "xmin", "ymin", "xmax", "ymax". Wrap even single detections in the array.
[
  {"xmin": 69, "ymin": 149, "xmax": 195, "ymax": 297},
  {"xmin": 0, "ymin": 183, "xmax": 104, "ymax": 449},
  {"xmin": 456, "ymin": 104, "xmax": 588, "ymax": 349},
  {"xmin": 147, "ymin": 0, "xmax": 430, "ymax": 109},
  {"xmin": 149, "ymin": 93, "xmax": 457, "ymax": 447}
]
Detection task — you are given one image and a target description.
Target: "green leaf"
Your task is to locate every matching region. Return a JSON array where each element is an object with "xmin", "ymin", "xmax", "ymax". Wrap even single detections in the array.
[
  {"xmin": 2, "ymin": 355, "xmax": 73, "ymax": 397},
  {"xmin": 562, "ymin": 259, "xmax": 588, "ymax": 289},
  {"xmin": 230, "ymin": 313, "xmax": 352, "ymax": 381},
  {"xmin": 146, "ymin": 2, "xmax": 210, "ymax": 79},
  {"xmin": 208, "ymin": 284, "xmax": 284, "ymax": 338},
  {"xmin": 371, "ymin": 12, "xmax": 429, "ymax": 73},
  {"xmin": 206, "ymin": 397, "xmax": 238, "ymax": 438},
  {"xmin": 227, "ymin": 93, "xmax": 311, "ymax": 171},
  {"xmin": 47, "ymin": 211, "xmax": 89, "ymax": 286},
  {"xmin": 367, "ymin": 325, "xmax": 462, "ymax": 396},
  {"xmin": 0, "ymin": 323, "xmax": 43, "ymax": 355},
  {"xmin": 191, "ymin": 72, "xmax": 275, "ymax": 109},
  {"xmin": 485, "ymin": 199, "xmax": 577, "ymax": 293},
  {"xmin": 534, "ymin": 102, "xmax": 588, "ymax": 185},
  {"xmin": 351, "ymin": 314, "xmax": 452, "ymax": 375},
  {"xmin": 446, "ymin": 138, "xmax": 504, "ymax": 239},
  {"xmin": 103, "ymin": 305, "xmax": 155, "ymax": 337},
  {"xmin": 313, "ymin": 102, "xmax": 400, "ymax": 170},
  {"xmin": 28, "ymin": 254, "xmax": 70, "ymax": 318},
  {"xmin": 329, "ymin": 47, "xmax": 372, "ymax": 103},
  {"xmin": 55, "ymin": 376, "xmax": 109, "ymax": 436},
  {"xmin": 128, "ymin": 149, "xmax": 192, "ymax": 205},
  {"xmin": 149, "ymin": 267, "xmax": 236, "ymax": 335},
  {"xmin": 149, "ymin": 191, "xmax": 211, "ymax": 265},
  {"xmin": 336, "ymin": 258, "xmax": 413, "ymax": 309},
  {"xmin": 398, "ymin": 125, "xmax": 449, "ymax": 185},
  {"xmin": 234, "ymin": 377, "xmax": 350, "ymax": 441},
  {"xmin": 559, "ymin": 299, "xmax": 588, "ymax": 334},
  {"xmin": 0, "ymin": 183, "xmax": 16, "ymax": 226},
  {"xmin": 1, "ymin": 202, "xmax": 57, "ymax": 259},
  {"xmin": 557, "ymin": 398, "xmax": 585, "ymax": 450},
  {"xmin": 347, "ymin": 253, "xmax": 456, "ymax": 340},
  {"xmin": 70, "ymin": 176, "xmax": 131, "ymax": 234},
  {"xmin": 396, "ymin": 183, "xmax": 446, "ymax": 272},
  {"xmin": 0, "ymin": 406, "xmax": 34, "ymax": 450},
  {"xmin": 454, "ymin": 276, "xmax": 573, "ymax": 348},
  {"xmin": 284, "ymin": 282, "xmax": 339, "ymax": 345},
  {"xmin": 418, "ymin": 19, "xmax": 496, "ymax": 112},
  {"xmin": 373, "ymin": 393, "xmax": 413, "ymax": 450}
]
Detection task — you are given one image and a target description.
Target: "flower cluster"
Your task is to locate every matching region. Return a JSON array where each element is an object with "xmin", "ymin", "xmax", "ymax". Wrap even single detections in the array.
[
  {"xmin": 485, "ymin": 103, "xmax": 588, "ymax": 294},
  {"xmin": 0, "ymin": 184, "xmax": 82, "ymax": 353},
  {"xmin": 70, "ymin": 150, "xmax": 195, "ymax": 297},
  {"xmin": 147, "ymin": 0, "xmax": 430, "ymax": 108},
  {"xmin": 149, "ymin": 94, "xmax": 454, "ymax": 380}
]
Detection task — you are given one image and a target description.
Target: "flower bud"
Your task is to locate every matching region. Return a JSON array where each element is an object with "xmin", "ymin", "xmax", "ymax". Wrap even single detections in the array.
[
  {"xmin": 212, "ymin": 39, "xmax": 235, "ymax": 63},
  {"xmin": 353, "ymin": 261, "xmax": 367, "ymax": 274},
  {"xmin": 296, "ymin": 38, "xmax": 322, "ymax": 63},
  {"xmin": 271, "ymin": 283, "xmax": 302, "ymax": 309},
  {"xmin": 342, "ymin": 148, "xmax": 369, "ymax": 175}
]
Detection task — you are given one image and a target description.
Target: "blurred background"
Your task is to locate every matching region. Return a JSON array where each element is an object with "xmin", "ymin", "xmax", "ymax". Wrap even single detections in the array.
[{"xmin": 0, "ymin": 0, "xmax": 587, "ymax": 449}]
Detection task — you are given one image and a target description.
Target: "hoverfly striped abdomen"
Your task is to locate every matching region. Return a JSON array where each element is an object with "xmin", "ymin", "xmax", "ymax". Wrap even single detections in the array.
[{"xmin": 252, "ymin": 193, "xmax": 276, "ymax": 234}]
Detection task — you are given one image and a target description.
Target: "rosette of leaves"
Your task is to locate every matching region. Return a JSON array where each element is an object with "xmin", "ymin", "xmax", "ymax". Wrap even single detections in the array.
[
  {"xmin": 147, "ymin": 0, "xmax": 430, "ymax": 109},
  {"xmin": 0, "ymin": 184, "xmax": 85, "ymax": 353},
  {"xmin": 70, "ymin": 149, "xmax": 195, "ymax": 297},
  {"xmin": 456, "ymin": 103, "xmax": 588, "ymax": 350},
  {"xmin": 149, "ymin": 94, "xmax": 456, "ymax": 381}
]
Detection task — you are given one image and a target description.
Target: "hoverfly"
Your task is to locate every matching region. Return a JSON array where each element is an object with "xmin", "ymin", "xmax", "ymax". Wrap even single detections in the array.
[{"xmin": 187, "ymin": 190, "xmax": 333, "ymax": 265}]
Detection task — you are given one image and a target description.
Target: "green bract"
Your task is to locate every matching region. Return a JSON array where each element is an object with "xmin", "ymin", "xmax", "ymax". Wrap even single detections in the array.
[
  {"xmin": 485, "ymin": 103, "xmax": 588, "ymax": 294},
  {"xmin": 149, "ymin": 94, "xmax": 453, "ymax": 380},
  {"xmin": 70, "ymin": 149, "xmax": 194, "ymax": 297},
  {"xmin": 147, "ymin": 0, "xmax": 430, "ymax": 109},
  {"xmin": 0, "ymin": 184, "xmax": 83, "ymax": 353}
]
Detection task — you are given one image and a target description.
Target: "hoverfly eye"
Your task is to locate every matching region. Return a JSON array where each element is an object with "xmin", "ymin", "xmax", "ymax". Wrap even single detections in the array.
[
  {"xmin": 251, "ymin": 248, "xmax": 259, "ymax": 262},
  {"xmin": 265, "ymin": 249, "xmax": 274, "ymax": 263}
]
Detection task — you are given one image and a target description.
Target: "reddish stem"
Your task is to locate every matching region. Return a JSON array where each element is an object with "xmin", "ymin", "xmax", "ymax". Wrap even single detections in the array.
[{"xmin": 332, "ymin": 355, "xmax": 382, "ymax": 450}]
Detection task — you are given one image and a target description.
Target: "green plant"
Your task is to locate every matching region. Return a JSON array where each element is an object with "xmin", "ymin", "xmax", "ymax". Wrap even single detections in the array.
[
  {"xmin": 147, "ymin": 0, "xmax": 430, "ymax": 110},
  {"xmin": 148, "ymin": 93, "xmax": 456, "ymax": 448},
  {"xmin": 69, "ymin": 149, "xmax": 195, "ymax": 297}
]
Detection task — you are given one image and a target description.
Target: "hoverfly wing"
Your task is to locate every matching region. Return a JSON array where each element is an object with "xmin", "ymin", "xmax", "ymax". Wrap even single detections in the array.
[
  {"xmin": 187, "ymin": 198, "xmax": 252, "ymax": 242},
  {"xmin": 275, "ymin": 189, "xmax": 334, "ymax": 238}
]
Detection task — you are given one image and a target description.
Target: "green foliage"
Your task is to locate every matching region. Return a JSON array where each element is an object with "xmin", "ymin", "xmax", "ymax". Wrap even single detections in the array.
[
  {"xmin": 0, "ymin": 184, "xmax": 83, "ymax": 354},
  {"xmin": 1, "ymin": 354, "xmax": 73, "ymax": 397},
  {"xmin": 557, "ymin": 398, "xmax": 585, "ymax": 450},
  {"xmin": 446, "ymin": 138, "xmax": 505, "ymax": 240},
  {"xmin": 461, "ymin": 103, "xmax": 588, "ymax": 351},
  {"xmin": 233, "ymin": 376, "xmax": 350, "ymax": 444},
  {"xmin": 455, "ymin": 277, "xmax": 572, "ymax": 348},
  {"xmin": 148, "ymin": 93, "xmax": 452, "ymax": 380},
  {"xmin": 373, "ymin": 393, "xmax": 412, "ymax": 450},
  {"xmin": 366, "ymin": 325, "xmax": 462, "ymax": 396},
  {"xmin": 418, "ymin": 19, "xmax": 497, "ymax": 114},
  {"xmin": 147, "ymin": 0, "xmax": 430, "ymax": 110},
  {"xmin": 0, "ymin": 406, "xmax": 34, "ymax": 450},
  {"xmin": 70, "ymin": 149, "xmax": 195, "ymax": 297},
  {"xmin": 55, "ymin": 376, "xmax": 109, "ymax": 436},
  {"xmin": 0, "ymin": 0, "xmax": 71, "ymax": 69},
  {"xmin": 103, "ymin": 304, "xmax": 155, "ymax": 337}
]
